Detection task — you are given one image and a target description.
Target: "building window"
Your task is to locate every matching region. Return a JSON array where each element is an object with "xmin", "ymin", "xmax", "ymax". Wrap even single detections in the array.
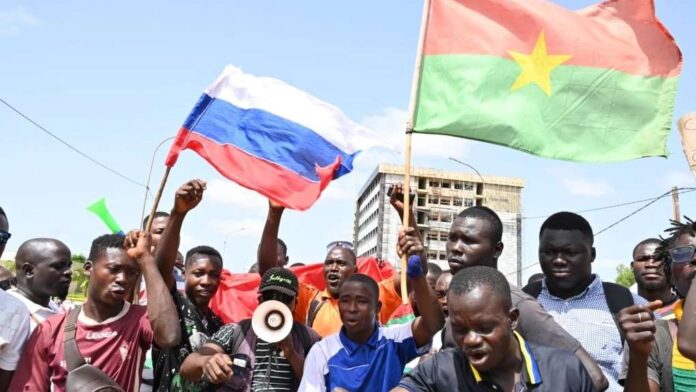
[
  {"xmin": 440, "ymin": 197, "xmax": 451, "ymax": 206},
  {"xmin": 440, "ymin": 213, "xmax": 452, "ymax": 223},
  {"xmin": 453, "ymin": 197, "xmax": 463, "ymax": 206},
  {"xmin": 454, "ymin": 181, "xmax": 463, "ymax": 190},
  {"xmin": 428, "ymin": 197, "xmax": 439, "ymax": 205},
  {"xmin": 427, "ymin": 232, "xmax": 438, "ymax": 241},
  {"xmin": 442, "ymin": 181, "xmax": 451, "ymax": 189},
  {"xmin": 439, "ymin": 253, "xmax": 447, "ymax": 260},
  {"xmin": 429, "ymin": 180, "xmax": 439, "ymax": 188},
  {"xmin": 464, "ymin": 198, "xmax": 474, "ymax": 207},
  {"xmin": 464, "ymin": 182, "xmax": 474, "ymax": 191}
]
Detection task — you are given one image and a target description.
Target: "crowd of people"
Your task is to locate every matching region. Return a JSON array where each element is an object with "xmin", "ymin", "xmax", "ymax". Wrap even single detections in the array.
[{"xmin": 0, "ymin": 178, "xmax": 695, "ymax": 392}]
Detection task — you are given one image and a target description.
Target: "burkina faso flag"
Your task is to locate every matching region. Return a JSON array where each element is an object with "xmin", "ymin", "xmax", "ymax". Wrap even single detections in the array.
[{"xmin": 413, "ymin": 0, "xmax": 682, "ymax": 162}]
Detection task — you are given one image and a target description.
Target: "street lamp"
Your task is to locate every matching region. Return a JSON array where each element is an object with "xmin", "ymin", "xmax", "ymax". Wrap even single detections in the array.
[
  {"xmin": 448, "ymin": 157, "xmax": 485, "ymax": 184},
  {"xmin": 140, "ymin": 137, "xmax": 176, "ymax": 224}
]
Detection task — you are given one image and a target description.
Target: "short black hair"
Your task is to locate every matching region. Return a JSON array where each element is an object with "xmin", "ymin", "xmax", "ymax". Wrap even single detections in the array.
[
  {"xmin": 142, "ymin": 211, "xmax": 170, "ymax": 230},
  {"xmin": 449, "ymin": 266, "xmax": 511, "ymax": 310},
  {"xmin": 0, "ymin": 206, "xmax": 6, "ymax": 219},
  {"xmin": 540, "ymin": 212, "xmax": 594, "ymax": 244},
  {"xmin": 340, "ymin": 273, "xmax": 379, "ymax": 305},
  {"xmin": 632, "ymin": 238, "xmax": 661, "ymax": 257},
  {"xmin": 456, "ymin": 206, "xmax": 503, "ymax": 243},
  {"xmin": 277, "ymin": 238, "xmax": 288, "ymax": 256},
  {"xmin": 88, "ymin": 234, "xmax": 126, "ymax": 262},
  {"xmin": 185, "ymin": 245, "xmax": 223, "ymax": 269},
  {"xmin": 427, "ymin": 262, "xmax": 443, "ymax": 277}
]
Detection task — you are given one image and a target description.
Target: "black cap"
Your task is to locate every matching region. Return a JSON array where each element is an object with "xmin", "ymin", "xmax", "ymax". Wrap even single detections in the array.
[{"xmin": 259, "ymin": 267, "xmax": 298, "ymax": 297}]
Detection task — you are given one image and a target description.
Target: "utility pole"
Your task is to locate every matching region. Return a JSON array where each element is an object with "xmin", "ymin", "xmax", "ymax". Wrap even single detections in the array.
[{"xmin": 672, "ymin": 186, "xmax": 680, "ymax": 222}]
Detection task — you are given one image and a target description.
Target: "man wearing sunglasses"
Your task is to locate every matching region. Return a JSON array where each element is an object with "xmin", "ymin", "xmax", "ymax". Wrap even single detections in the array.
[
  {"xmin": 620, "ymin": 218, "xmax": 696, "ymax": 391},
  {"xmin": 630, "ymin": 238, "xmax": 679, "ymax": 319},
  {"xmin": 257, "ymin": 184, "xmax": 425, "ymax": 338}
]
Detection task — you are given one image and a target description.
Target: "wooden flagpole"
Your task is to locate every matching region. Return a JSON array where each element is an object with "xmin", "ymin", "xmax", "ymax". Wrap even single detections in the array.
[
  {"xmin": 400, "ymin": 0, "xmax": 432, "ymax": 304},
  {"xmin": 132, "ymin": 165, "xmax": 172, "ymax": 304}
]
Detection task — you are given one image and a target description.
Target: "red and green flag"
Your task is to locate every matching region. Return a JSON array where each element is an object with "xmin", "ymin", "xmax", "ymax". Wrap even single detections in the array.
[{"xmin": 413, "ymin": 0, "xmax": 682, "ymax": 162}]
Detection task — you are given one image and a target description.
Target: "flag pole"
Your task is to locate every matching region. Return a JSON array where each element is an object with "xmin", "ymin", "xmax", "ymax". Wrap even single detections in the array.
[
  {"xmin": 401, "ymin": 0, "xmax": 431, "ymax": 304},
  {"xmin": 132, "ymin": 165, "xmax": 172, "ymax": 304}
]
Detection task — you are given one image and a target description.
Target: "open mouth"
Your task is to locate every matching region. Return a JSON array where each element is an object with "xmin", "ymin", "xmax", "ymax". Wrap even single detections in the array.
[
  {"xmin": 466, "ymin": 350, "xmax": 488, "ymax": 364},
  {"xmin": 327, "ymin": 274, "xmax": 340, "ymax": 285}
]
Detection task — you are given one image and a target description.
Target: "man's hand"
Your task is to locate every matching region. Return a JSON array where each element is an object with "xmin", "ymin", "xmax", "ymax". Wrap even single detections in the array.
[
  {"xmin": 203, "ymin": 353, "xmax": 234, "ymax": 384},
  {"xmin": 173, "ymin": 179, "xmax": 207, "ymax": 215},
  {"xmin": 397, "ymin": 227, "xmax": 424, "ymax": 258},
  {"xmin": 619, "ymin": 300, "xmax": 663, "ymax": 357},
  {"xmin": 124, "ymin": 230, "xmax": 153, "ymax": 264},
  {"xmin": 269, "ymin": 199, "xmax": 285, "ymax": 213},
  {"xmin": 388, "ymin": 183, "xmax": 414, "ymax": 216}
]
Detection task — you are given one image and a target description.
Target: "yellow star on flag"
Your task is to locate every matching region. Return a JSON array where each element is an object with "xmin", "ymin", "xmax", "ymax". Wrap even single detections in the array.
[{"xmin": 509, "ymin": 31, "xmax": 572, "ymax": 96}]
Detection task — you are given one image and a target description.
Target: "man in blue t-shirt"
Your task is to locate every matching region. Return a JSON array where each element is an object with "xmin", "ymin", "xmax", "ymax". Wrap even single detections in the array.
[{"xmin": 299, "ymin": 227, "xmax": 445, "ymax": 392}]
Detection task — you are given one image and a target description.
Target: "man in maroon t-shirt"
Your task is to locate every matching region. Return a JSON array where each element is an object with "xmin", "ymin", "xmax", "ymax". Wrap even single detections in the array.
[{"xmin": 10, "ymin": 231, "xmax": 181, "ymax": 392}]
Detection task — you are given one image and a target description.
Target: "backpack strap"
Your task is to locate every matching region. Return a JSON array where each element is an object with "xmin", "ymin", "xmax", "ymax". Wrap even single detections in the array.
[
  {"xmin": 602, "ymin": 282, "xmax": 634, "ymax": 345},
  {"xmin": 521, "ymin": 281, "xmax": 543, "ymax": 298},
  {"xmin": 307, "ymin": 292, "xmax": 328, "ymax": 328},
  {"xmin": 63, "ymin": 306, "xmax": 86, "ymax": 371},
  {"xmin": 294, "ymin": 323, "xmax": 314, "ymax": 355}
]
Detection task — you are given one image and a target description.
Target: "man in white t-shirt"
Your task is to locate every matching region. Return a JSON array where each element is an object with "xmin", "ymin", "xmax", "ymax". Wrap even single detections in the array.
[
  {"xmin": 9, "ymin": 238, "xmax": 73, "ymax": 330},
  {"xmin": 0, "ymin": 289, "xmax": 30, "ymax": 390}
]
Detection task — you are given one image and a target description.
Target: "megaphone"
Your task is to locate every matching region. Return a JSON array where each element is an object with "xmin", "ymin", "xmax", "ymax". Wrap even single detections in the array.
[{"xmin": 251, "ymin": 300, "xmax": 293, "ymax": 343}]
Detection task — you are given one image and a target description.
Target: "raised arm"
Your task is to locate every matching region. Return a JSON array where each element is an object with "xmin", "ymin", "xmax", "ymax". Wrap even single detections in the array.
[
  {"xmin": 677, "ymin": 277, "xmax": 696, "ymax": 361},
  {"xmin": 155, "ymin": 179, "xmax": 206, "ymax": 290},
  {"xmin": 126, "ymin": 230, "xmax": 181, "ymax": 347},
  {"xmin": 389, "ymin": 184, "xmax": 427, "ymax": 293},
  {"xmin": 620, "ymin": 301, "xmax": 662, "ymax": 392},
  {"xmin": 258, "ymin": 201, "xmax": 285, "ymax": 277},
  {"xmin": 398, "ymin": 228, "xmax": 445, "ymax": 347}
]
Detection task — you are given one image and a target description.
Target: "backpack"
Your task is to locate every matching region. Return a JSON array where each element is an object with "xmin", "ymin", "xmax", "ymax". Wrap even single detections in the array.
[
  {"xmin": 64, "ymin": 306, "xmax": 124, "ymax": 392},
  {"xmin": 307, "ymin": 292, "xmax": 329, "ymax": 328},
  {"xmin": 522, "ymin": 280, "xmax": 634, "ymax": 344}
]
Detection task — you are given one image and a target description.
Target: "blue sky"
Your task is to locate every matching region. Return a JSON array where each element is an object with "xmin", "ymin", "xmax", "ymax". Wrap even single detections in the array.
[{"xmin": 1, "ymin": 0, "xmax": 694, "ymax": 282}]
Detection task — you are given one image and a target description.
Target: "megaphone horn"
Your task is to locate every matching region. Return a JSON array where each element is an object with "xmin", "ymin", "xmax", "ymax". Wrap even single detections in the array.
[{"xmin": 251, "ymin": 300, "xmax": 293, "ymax": 343}]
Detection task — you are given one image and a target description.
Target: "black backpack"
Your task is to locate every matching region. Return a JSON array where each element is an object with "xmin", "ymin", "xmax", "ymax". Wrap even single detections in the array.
[{"xmin": 522, "ymin": 280, "xmax": 634, "ymax": 344}]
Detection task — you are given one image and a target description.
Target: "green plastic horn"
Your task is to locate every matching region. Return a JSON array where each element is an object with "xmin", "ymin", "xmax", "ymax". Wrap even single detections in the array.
[{"xmin": 87, "ymin": 198, "xmax": 124, "ymax": 236}]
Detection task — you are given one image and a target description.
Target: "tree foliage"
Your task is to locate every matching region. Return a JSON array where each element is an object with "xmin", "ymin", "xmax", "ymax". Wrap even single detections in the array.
[{"xmin": 615, "ymin": 264, "xmax": 636, "ymax": 288}]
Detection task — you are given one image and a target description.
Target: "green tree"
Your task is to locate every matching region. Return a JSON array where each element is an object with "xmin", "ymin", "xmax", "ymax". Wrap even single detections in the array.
[
  {"xmin": 0, "ymin": 260, "xmax": 15, "ymax": 272},
  {"xmin": 615, "ymin": 264, "xmax": 636, "ymax": 288},
  {"xmin": 71, "ymin": 254, "xmax": 89, "ymax": 294}
]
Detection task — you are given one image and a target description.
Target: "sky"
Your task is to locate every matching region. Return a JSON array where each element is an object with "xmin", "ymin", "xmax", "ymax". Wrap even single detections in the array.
[{"xmin": 1, "ymin": 0, "xmax": 695, "ymax": 283}]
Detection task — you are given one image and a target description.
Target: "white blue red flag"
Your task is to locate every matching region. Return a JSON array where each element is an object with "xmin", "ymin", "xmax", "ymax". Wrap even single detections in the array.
[{"xmin": 165, "ymin": 65, "xmax": 387, "ymax": 210}]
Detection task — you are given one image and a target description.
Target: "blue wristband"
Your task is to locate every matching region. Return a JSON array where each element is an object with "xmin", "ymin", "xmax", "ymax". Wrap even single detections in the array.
[{"xmin": 407, "ymin": 255, "xmax": 424, "ymax": 278}]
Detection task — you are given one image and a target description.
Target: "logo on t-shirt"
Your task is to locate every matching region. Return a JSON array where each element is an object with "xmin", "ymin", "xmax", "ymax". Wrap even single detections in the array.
[{"xmin": 85, "ymin": 331, "xmax": 119, "ymax": 340}]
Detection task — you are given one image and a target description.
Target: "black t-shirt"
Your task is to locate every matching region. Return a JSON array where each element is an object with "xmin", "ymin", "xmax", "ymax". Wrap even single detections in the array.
[
  {"xmin": 399, "ymin": 343, "xmax": 595, "ymax": 391},
  {"xmin": 152, "ymin": 288, "xmax": 223, "ymax": 391}
]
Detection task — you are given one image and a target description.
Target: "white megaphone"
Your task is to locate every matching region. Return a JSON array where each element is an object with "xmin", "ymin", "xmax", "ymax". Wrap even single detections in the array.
[{"xmin": 251, "ymin": 300, "xmax": 293, "ymax": 343}]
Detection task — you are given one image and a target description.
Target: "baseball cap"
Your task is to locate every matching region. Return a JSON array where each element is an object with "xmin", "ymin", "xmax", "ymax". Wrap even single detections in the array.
[{"xmin": 259, "ymin": 267, "xmax": 298, "ymax": 297}]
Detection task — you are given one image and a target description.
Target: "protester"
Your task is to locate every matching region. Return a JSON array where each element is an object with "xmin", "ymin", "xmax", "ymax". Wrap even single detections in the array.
[
  {"xmin": 256, "ymin": 185, "xmax": 420, "ymax": 337},
  {"xmin": 181, "ymin": 267, "xmax": 320, "ymax": 391},
  {"xmin": 0, "ymin": 266, "xmax": 14, "ymax": 291},
  {"xmin": 620, "ymin": 218, "xmax": 696, "ymax": 391},
  {"xmin": 298, "ymin": 225, "xmax": 444, "ymax": 392},
  {"xmin": 528, "ymin": 211, "xmax": 647, "ymax": 391},
  {"xmin": 0, "ymin": 289, "xmax": 30, "ymax": 391},
  {"xmin": 151, "ymin": 179, "xmax": 225, "ymax": 391},
  {"xmin": 631, "ymin": 238, "xmax": 679, "ymax": 318},
  {"xmin": 434, "ymin": 271, "xmax": 453, "ymax": 318},
  {"xmin": 425, "ymin": 262, "xmax": 442, "ymax": 291},
  {"xmin": 442, "ymin": 206, "xmax": 608, "ymax": 390},
  {"xmin": 9, "ymin": 231, "xmax": 181, "ymax": 392},
  {"xmin": 9, "ymin": 238, "xmax": 72, "ymax": 330},
  {"xmin": 0, "ymin": 207, "xmax": 9, "ymax": 260},
  {"xmin": 395, "ymin": 266, "xmax": 596, "ymax": 391},
  {"xmin": 143, "ymin": 211, "xmax": 170, "ymax": 252}
]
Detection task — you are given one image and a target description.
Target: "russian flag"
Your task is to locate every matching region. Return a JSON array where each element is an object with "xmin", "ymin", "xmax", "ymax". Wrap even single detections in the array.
[{"xmin": 165, "ymin": 66, "xmax": 388, "ymax": 210}]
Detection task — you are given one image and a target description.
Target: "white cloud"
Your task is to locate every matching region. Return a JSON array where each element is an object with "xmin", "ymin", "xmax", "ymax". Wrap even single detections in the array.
[
  {"xmin": 0, "ymin": 6, "xmax": 41, "ymax": 36},
  {"xmin": 205, "ymin": 179, "xmax": 267, "ymax": 212},
  {"xmin": 561, "ymin": 177, "xmax": 614, "ymax": 198},
  {"xmin": 360, "ymin": 107, "xmax": 469, "ymax": 159},
  {"xmin": 210, "ymin": 218, "xmax": 265, "ymax": 238}
]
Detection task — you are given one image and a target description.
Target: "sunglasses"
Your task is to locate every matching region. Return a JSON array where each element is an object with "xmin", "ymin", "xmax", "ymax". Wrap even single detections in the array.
[
  {"xmin": 327, "ymin": 241, "xmax": 353, "ymax": 251},
  {"xmin": 0, "ymin": 231, "xmax": 10, "ymax": 245},
  {"xmin": 668, "ymin": 246, "xmax": 696, "ymax": 264}
]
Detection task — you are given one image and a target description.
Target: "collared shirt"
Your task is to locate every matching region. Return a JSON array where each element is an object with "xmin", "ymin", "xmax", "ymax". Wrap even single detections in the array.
[
  {"xmin": 298, "ymin": 321, "xmax": 429, "ymax": 392},
  {"xmin": 7, "ymin": 288, "xmax": 61, "ymax": 331},
  {"xmin": 537, "ymin": 275, "xmax": 647, "ymax": 392},
  {"xmin": 398, "ymin": 332, "xmax": 595, "ymax": 392},
  {"xmin": 293, "ymin": 279, "xmax": 402, "ymax": 337},
  {"xmin": 0, "ymin": 290, "xmax": 30, "ymax": 371}
]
